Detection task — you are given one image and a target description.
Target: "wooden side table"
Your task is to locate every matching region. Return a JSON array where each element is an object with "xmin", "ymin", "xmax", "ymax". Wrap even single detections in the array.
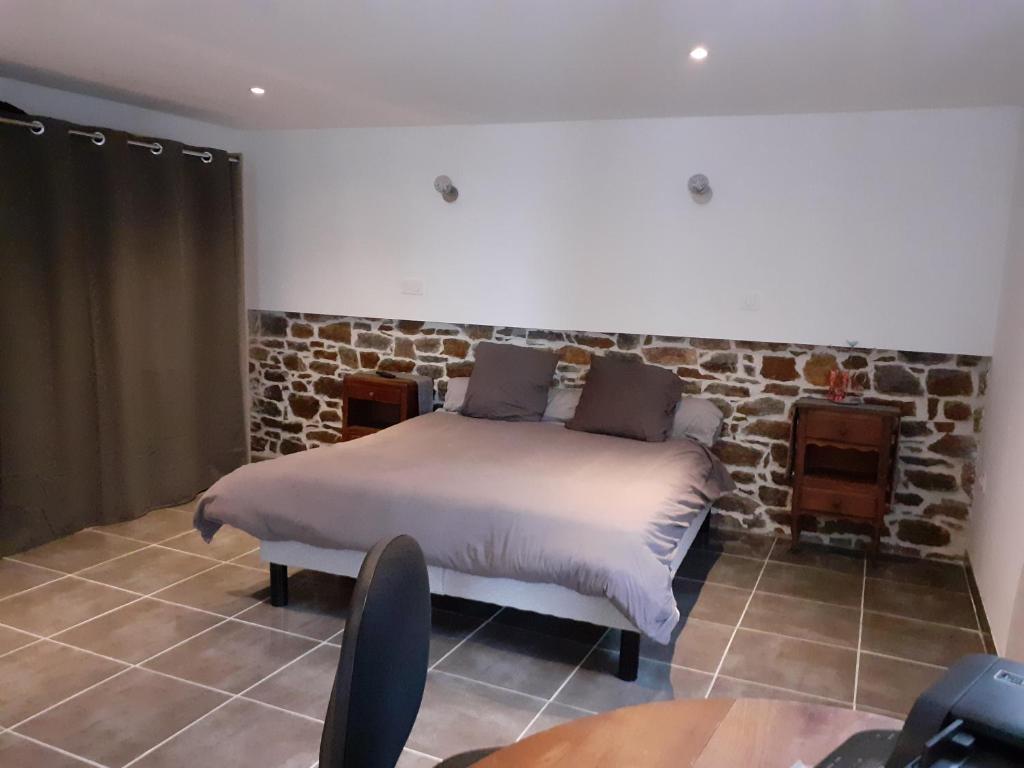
[
  {"xmin": 474, "ymin": 698, "xmax": 900, "ymax": 768},
  {"xmin": 789, "ymin": 398, "xmax": 901, "ymax": 555},
  {"xmin": 341, "ymin": 373, "xmax": 421, "ymax": 441}
]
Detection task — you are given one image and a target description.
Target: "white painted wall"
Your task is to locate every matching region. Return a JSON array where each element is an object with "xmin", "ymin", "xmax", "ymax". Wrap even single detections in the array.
[
  {"xmin": 3, "ymin": 81, "xmax": 1015, "ymax": 355},
  {"xmin": 241, "ymin": 108, "xmax": 1019, "ymax": 355},
  {"xmin": 0, "ymin": 77, "xmax": 238, "ymax": 150},
  {"xmin": 970, "ymin": 111, "xmax": 1024, "ymax": 658}
]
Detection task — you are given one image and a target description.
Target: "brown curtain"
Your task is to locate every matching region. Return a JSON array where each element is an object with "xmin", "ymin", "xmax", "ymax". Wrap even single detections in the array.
[{"xmin": 0, "ymin": 115, "xmax": 247, "ymax": 556}]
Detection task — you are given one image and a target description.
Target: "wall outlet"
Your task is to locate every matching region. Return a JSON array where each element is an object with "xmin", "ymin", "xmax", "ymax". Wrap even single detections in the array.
[
  {"xmin": 740, "ymin": 292, "xmax": 762, "ymax": 312},
  {"xmin": 400, "ymin": 279, "xmax": 423, "ymax": 296}
]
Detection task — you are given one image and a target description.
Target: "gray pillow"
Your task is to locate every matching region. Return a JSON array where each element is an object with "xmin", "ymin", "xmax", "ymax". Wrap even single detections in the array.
[
  {"xmin": 670, "ymin": 397, "xmax": 724, "ymax": 446},
  {"xmin": 461, "ymin": 342, "xmax": 558, "ymax": 422},
  {"xmin": 567, "ymin": 355, "xmax": 683, "ymax": 441}
]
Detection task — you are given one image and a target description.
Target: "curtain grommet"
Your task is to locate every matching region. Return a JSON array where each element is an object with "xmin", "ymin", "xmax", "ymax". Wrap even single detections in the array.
[{"xmin": 30, "ymin": 120, "xmax": 45, "ymax": 136}]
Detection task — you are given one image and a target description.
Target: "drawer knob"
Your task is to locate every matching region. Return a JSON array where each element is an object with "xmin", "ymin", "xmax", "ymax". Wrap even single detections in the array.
[
  {"xmin": 368, "ymin": 390, "xmax": 375, "ymax": 398},
  {"xmin": 830, "ymin": 499, "xmax": 842, "ymax": 511}
]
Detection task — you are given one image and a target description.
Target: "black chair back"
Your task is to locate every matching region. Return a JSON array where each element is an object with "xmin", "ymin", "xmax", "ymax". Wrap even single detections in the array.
[{"xmin": 320, "ymin": 535, "xmax": 431, "ymax": 768}]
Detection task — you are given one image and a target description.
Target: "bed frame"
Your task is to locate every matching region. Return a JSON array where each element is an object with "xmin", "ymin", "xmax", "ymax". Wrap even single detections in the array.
[{"xmin": 262, "ymin": 507, "xmax": 711, "ymax": 681}]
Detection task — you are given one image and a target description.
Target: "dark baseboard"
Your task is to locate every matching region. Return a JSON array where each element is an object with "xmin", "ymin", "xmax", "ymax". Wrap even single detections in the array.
[{"xmin": 964, "ymin": 555, "xmax": 997, "ymax": 654}]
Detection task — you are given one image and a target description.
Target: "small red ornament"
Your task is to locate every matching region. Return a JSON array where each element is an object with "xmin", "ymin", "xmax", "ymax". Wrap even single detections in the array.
[{"xmin": 828, "ymin": 368, "xmax": 851, "ymax": 402}]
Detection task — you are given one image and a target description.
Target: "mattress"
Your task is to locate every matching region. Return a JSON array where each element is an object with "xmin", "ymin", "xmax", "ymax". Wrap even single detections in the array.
[{"xmin": 195, "ymin": 411, "xmax": 733, "ymax": 642}]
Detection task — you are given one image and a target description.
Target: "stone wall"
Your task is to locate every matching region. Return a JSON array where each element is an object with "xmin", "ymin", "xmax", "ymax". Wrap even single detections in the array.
[{"xmin": 248, "ymin": 310, "xmax": 989, "ymax": 560}]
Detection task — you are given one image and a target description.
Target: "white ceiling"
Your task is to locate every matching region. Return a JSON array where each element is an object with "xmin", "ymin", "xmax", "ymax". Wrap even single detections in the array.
[{"xmin": 2, "ymin": 0, "xmax": 1023, "ymax": 129}]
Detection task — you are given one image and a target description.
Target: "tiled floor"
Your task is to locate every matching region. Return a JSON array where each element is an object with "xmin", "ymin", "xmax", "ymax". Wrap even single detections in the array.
[{"xmin": 0, "ymin": 509, "xmax": 989, "ymax": 767}]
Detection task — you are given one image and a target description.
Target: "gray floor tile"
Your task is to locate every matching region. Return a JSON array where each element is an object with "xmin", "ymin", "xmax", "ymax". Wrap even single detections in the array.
[
  {"xmin": 247, "ymin": 643, "xmax": 340, "ymax": 720},
  {"xmin": 861, "ymin": 611, "xmax": 983, "ymax": 667},
  {"xmin": 553, "ymin": 649, "xmax": 711, "ymax": 713},
  {"xmin": 858, "ymin": 703, "xmax": 907, "ymax": 721},
  {"xmin": 429, "ymin": 609, "xmax": 486, "ymax": 665},
  {"xmin": 408, "ymin": 670, "xmax": 543, "ymax": 757},
  {"xmin": 709, "ymin": 675, "xmax": 843, "ymax": 704},
  {"xmin": 53, "ymin": 598, "xmax": 222, "ymax": 664},
  {"xmin": 0, "ymin": 641, "xmax": 126, "ymax": 726},
  {"xmin": 12, "ymin": 531, "xmax": 146, "ymax": 574},
  {"xmin": 132, "ymin": 697, "xmax": 322, "ymax": 768},
  {"xmin": 16, "ymin": 668, "xmax": 227, "ymax": 767},
  {"xmin": 864, "ymin": 578, "xmax": 977, "ymax": 629},
  {"xmin": 0, "ymin": 624, "xmax": 37, "ymax": 656},
  {"xmin": 2, "ymin": 524, "xmax": 989, "ymax": 765},
  {"xmin": 0, "ymin": 559, "xmax": 63, "ymax": 599},
  {"xmin": 719, "ymin": 629, "xmax": 856, "ymax": 702},
  {"xmin": 143, "ymin": 620, "xmax": 316, "ymax": 694},
  {"xmin": 152, "ymin": 563, "xmax": 269, "ymax": 616},
  {"xmin": 675, "ymin": 550, "xmax": 764, "ymax": 589},
  {"xmin": 600, "ymin": 619, "xmax": 733, "ymax": 672},
  {"xmin": 757, "ymin": 561, "xmax": 862, "ymax": 607},
  {"xmin": 770, "ymin": 541, "xmax": 865, "ymax": 575},
  {"xmin": 437, "ymin": 622, "xmax": 590, "ymax": 699},
  {"xmin": 742, "ymin": 592, "xmax": 860, "ymax": 648},
  {"xmin": 867, "ymin": 555, "xmax": 968, "ymax": 593},
  {"xmin": 163, "ymin": 527, "xmax": 259, "ymax": 562},
  {"xmin": 398, "ymin": 749, "xmax": 441, "ymax": 767},
  {"xmin": 520, "ymin": 702, "xmax": 594, "ymax": 739},
  {"xmin": 231, "ymin": 549, "xmax": 265, "ymax": 569},
  {"xmin": 857, "ymin": 653, "xmax": 946, "ymax": 717},
  {"xmin": 697, "ymin": 529, "xmax": 775, "ymax": 559},
  {"xmin": 93, "ymin": 506, "xmax": 197, "ymax": 544},
  {"xmin": 0, "ymin": 731, "xmax": 91, "ymax": 768},
  {"xmin": 0, "ymin": 577, "xmax": 136, "ymax": 635},
  {"xmin": 674, "ymin": 578, "xmax": 751, "ymax": 626},
  {"xmin": 234, "ymin": 569, "xmax": 353, "ymax": 641},
  {"xmin": 77, "ymin": 546, "xmax": 214, "ymax": 594}
]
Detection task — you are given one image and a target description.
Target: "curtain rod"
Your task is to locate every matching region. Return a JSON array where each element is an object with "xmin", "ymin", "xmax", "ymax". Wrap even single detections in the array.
[{"xmin": 0, "ymin": 114, "xmax": 240, "ymax": 163}]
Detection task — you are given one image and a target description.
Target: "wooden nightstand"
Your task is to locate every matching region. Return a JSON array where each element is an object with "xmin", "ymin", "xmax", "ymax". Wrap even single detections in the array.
[
  {"xmin": 341, "ymin": 373, "xmax": 421, "ymax": 442},
  {"xmin": 788, "ymin": 398, "xmax": 901, "ymax": 555}
]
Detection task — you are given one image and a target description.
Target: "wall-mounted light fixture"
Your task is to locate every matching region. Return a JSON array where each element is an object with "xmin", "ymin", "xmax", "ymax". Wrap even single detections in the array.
[
  {"xmin": 688, "ymin": 173, "xmax": 712, "ymax": 204},
  {"xmin": 434, "ymin": 175, "xmax": 458, "ymax": 203}
]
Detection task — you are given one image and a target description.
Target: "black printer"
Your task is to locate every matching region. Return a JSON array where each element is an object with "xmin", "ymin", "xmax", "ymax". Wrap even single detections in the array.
[{"xmin": 815, "ymin": 655, "xmax": 1024, "ymax": 768}]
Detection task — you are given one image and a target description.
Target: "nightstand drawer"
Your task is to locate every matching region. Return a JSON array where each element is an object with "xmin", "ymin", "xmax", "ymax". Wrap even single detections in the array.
[
  {"xmin": 343, "ymin": 378, "xmax": 405, "ymax": 405},
  {"xmin": 801, "ymin": 486, "xmax": 877, "ymax": 520},
  {"xmin": 804, "ymin": 410, "xmax": 883, "ymax": 447}
]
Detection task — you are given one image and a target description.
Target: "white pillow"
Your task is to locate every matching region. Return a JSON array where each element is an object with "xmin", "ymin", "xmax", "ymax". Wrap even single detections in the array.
[
  {"xmin": 443, "ymin": 377, "xmax": 470, "ymax": 412},
  {"xmin": 542, "ymin": 387, "xmax": 582, "ymax": 423},
  {"xmin": 671, "ymin": 397, "xmax": 724, "ymax": 446}
]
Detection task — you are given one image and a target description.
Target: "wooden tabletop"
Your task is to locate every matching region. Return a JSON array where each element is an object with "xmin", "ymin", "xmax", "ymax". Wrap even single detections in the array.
[{"xmin": 475, "ymin": 698, "xmax": 901, "ymax": 768}]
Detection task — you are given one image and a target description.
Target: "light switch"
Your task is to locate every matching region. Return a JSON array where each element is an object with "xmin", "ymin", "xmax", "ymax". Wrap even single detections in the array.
[
  {"xmin": 740, "ymin": 292, "xmax": 761, "ymax": 312},
  {"xmin": 400, "ymin": 279, "xmax": 424, "ymax": 296}
]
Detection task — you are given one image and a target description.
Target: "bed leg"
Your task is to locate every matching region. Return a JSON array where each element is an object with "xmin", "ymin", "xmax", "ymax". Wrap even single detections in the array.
[
  {"xmin": 270, "ymin": 563, "xmax": 289, "ymax": 607},
  {"xmin": 618, "ymin": 630, "xmax": 640, "ymax": 681},
  {"xmin": 697, "ymin": 513, "xmax": 712, "ymax": 549}
]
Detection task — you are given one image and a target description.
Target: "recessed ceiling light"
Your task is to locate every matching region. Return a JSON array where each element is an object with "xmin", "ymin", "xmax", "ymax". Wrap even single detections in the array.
[
  {"xmin": 249, "ymin": 86, "xmax": 266, "ymax": 96},
  {"xmin": 689, "ymin": 46, "xmax": 708, "ymax": 61}
]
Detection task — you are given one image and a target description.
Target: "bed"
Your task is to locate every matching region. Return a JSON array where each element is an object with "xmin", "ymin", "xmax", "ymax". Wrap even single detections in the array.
[{"xmin": 195, "ymin": 410, "xmax": 733, "ymax": 679}]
